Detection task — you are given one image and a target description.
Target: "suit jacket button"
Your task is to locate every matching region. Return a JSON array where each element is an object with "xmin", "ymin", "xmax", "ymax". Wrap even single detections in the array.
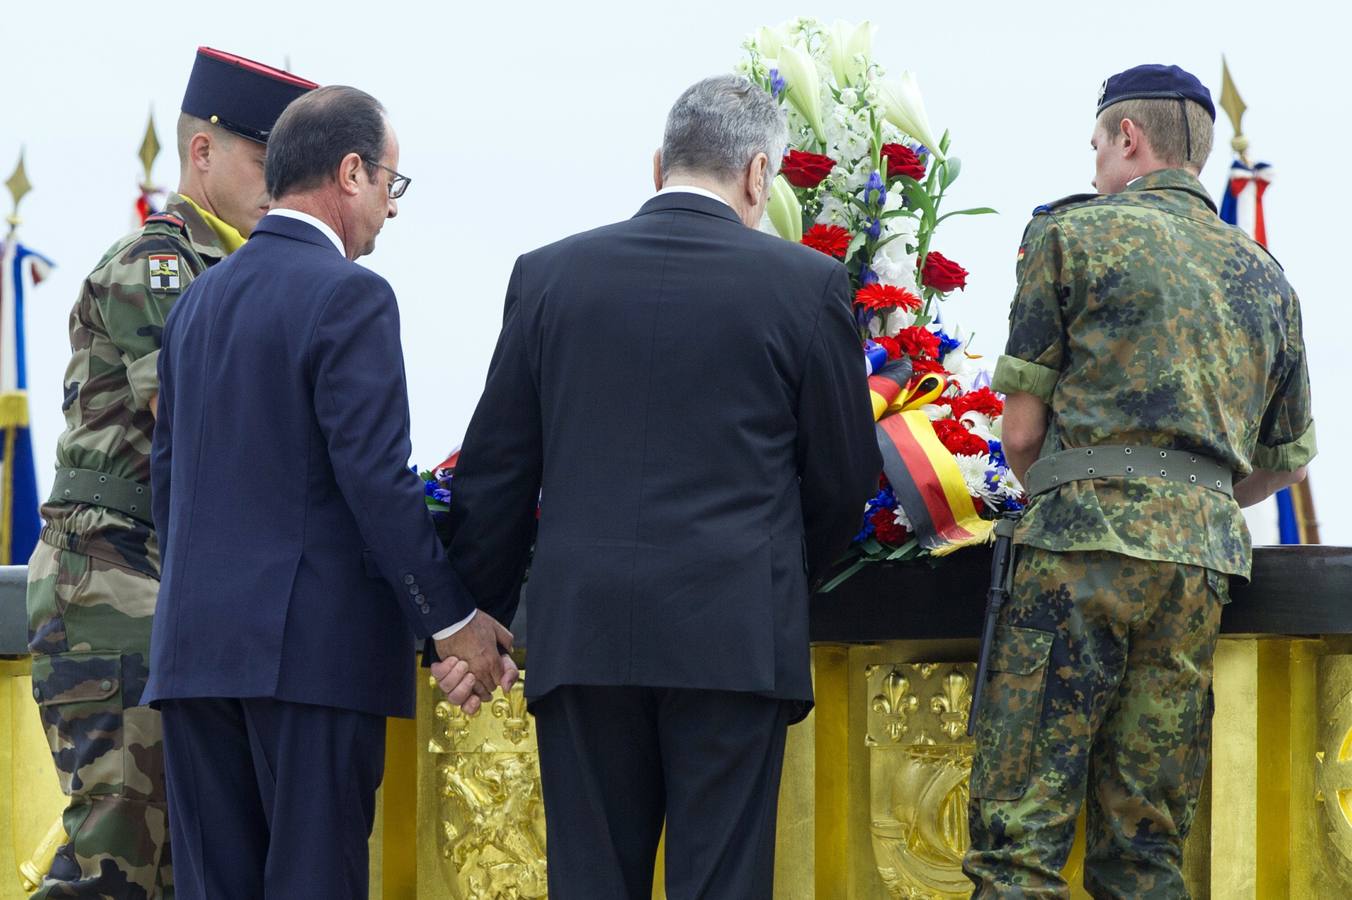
[
  {"xmin": 408, "ymin": 584, "xmax": 420, "ymax": 595},
  {"xmin": 99, "ymin": 680, "xmax": 114, "ymax": 692},
  {"xmin": 420, "ymin": 605, "xmax": 430, "ymax": 614},
  {"xmin": 32, "ymin": 687, "xmax": 40, "ymax": 700},
  {"xmin": 403, "ymin": 574, "xmax": 416, "ymax": 585}
]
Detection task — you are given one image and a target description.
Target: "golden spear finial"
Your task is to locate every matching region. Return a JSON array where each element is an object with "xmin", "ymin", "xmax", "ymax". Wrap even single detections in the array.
[
  {"xmin": 5, "ymin": 149, "xmax": 32, "ymax": 233},
  {"xmin": 1220, "ymin": 56, "xmax": 1250, "ymax": 166},
  {"xmin": 138, "ymin": 111, "xmax": 161, "ymax": 192}
]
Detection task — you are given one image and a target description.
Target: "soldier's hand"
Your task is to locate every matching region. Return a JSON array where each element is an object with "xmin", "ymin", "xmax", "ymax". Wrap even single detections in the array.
[{"xmin": 432, "ymin": 611, "xmax": 513, "ymax": 706}]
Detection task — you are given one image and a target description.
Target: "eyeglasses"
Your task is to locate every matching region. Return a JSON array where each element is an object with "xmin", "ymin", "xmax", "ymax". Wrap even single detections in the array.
[{"xmin": 364, "ymin": 159, "xmax": 411, "ymax": 200}]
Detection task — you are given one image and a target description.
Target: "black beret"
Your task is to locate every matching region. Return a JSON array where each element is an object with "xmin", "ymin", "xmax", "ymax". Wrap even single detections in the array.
[
  {"xmin": 1096, "ymin": 64, "xmax": 1215, "ymax": 122},
  {"xmin": 181, "ymin": 47, "xmax": 318, "ymax": 143}
]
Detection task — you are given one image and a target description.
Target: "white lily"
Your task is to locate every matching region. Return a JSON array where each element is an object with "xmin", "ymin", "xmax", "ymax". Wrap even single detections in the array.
[
  {"xmin": 754, "ymin": 24, "xmax": 792, "ymax": 58},
  {"xmin": 878, "ymin": 71, "xmax": 945, "ymax": 161},
  {"xmin": 826, "ymin": 20, "xmax": 875, "ymax": 87},
  {"xmin": 766, "ymin": 175, "xmax": 803, "ymax": 243},
  {"xmin": 777, "ymin": 42, "xmax": 826, "ymax": 142}
]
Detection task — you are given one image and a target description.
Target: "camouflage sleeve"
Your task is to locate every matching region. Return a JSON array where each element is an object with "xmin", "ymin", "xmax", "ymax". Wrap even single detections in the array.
[
  {"xmin": 1253, "ymin": 290, "xmax": 1316, "ymax": 471},
  {"xmin": 991, "ymin": 216, "xmax": 1066, "ymax": 402},
  {"xmin": 91, "ymin": 234, "xmax": 190, "ymax": 407}
]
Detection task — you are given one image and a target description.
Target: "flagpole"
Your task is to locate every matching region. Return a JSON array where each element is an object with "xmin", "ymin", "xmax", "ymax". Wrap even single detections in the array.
[
  {"xmin": 2, "ymin": 150, "xmax": 32, "ymax": 563},
  {"xmin": 136, "ymin": 112, "xmax": 162, "ymax": 224},
  {"xmin": 1220, "ymin": 58, "xmax": 1321, "ymax": 544}
]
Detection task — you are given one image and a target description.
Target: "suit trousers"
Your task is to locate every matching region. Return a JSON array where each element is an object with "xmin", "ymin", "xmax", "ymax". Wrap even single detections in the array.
[
  {"xmin": 158, "ymin": 696, "xmax": 386, "ymax": 899},
  {"xmin": 532, "ymin": 684, "xmax": 795, "ymax": 900}
]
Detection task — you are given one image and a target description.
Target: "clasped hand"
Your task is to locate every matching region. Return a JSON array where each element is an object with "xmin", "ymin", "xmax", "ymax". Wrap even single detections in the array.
[{"xmin": 430, "ymin": 610, "xmax": 518, "ymax": 714}]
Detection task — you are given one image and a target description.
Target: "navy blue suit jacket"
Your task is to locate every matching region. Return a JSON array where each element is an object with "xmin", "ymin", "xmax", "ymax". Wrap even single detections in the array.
[
  {"xmin": 445, "ymin": 192, "xmax": 881, "ymax": 710},
  {"xmin": 144, "ymin": 214, "xmax": 474, "ymax": 718}
]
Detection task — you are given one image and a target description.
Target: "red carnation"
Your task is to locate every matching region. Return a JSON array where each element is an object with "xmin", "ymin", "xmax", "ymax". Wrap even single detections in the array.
[
  {"xmin": 895, "ymin": 326, "xmax": 941, "ymax": 361},
  {"xmin": 948, "ymin": 387, "xmax": 1004, "ymax": 419},
  {"xmin": 870, "ymin": 506, "xmax": 911, "ymax": 545},
  {"xmin": 882, "ymin": 143, "xmax": 926, "ymax": 181},
  {"xmin": 874, "ymin": 336, "xmax": 903, "ymax": 360},
  {"xmin": 921, "ymin": 251, "xmax": 969, "ymax": 292},
  {"xmin": 910, "ymin": 358, "xmax": 948, "ymax": 377},
  {"xmin": 781, "ymin": 149, "xmax": 837, "ymax": 189},
  {"xmin": 801, "ymin": 224, "xmax": 852, "ymax": 258},
  {"xmin": 933, "ymin": 418, "xmax": 992, "ymax": 457},
  {"xmin": 855, "ymin": 283, "xmax": 922, "ymax": 312}
]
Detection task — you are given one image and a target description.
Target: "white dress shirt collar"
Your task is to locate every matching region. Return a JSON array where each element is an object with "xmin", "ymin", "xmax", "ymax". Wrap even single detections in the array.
[
  {"xmin": 655, "ymin": 184, "xmax": 735, "ymax": 211},
  {"xmin": 266, "ymin": 208, "xmax": 346, "ymax": 256}
]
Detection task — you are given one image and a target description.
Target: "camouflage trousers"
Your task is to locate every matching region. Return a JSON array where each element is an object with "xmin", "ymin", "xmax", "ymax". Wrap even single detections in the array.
[
  {"xmin": 25, "ymin": 536, "xmax": 172, "ymax": 898},
  {"xmin": 964, "ymin": 547, "xmax": 1224, "ymax": 899}
]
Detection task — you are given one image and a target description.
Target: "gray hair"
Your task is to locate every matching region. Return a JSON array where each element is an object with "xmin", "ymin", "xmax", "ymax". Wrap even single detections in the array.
[
  {"xmin": 661, "ymin": 75, "xmax": 787, "ymax": 183},
  {"xmin": 265, "ymin": 85, "xmax": 387, "ymax": 199}
]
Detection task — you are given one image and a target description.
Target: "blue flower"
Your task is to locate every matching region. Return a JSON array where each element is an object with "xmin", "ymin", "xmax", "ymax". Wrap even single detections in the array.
[
  {"xmin": 935, "ymin": 330, "xmax": 962, "ymax": 359},
  {"xmin": 866, "ymin": 217, "xmax": 882, "ymax": 239},
  {"xmin": 864, "ymin": 170, "xmax": 887, "ymax": 208},
  {"xmin": 769, "ymin": 69, "xmax": 786, "ymax": 100},
  {"xmin": 987, "ymin": 439, "xmax": 1007, "ymax": 469},
  {"xmin": 432, "ymin": 487, "xmax": 452, "ymax": 505},
  {"xmin": 858, "ymin": 264, "xmax": 880, "ymax": 286}
]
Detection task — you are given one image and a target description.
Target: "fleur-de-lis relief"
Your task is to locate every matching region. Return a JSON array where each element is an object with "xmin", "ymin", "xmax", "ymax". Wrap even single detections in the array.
[
  {"xmin": 492, "ymin": 684, "xmax": 532, "ymax": 746},
  {"xmin": 929, "ymin": 669, "xmax": 972, "ymax": 740},
  {"xmin": 872, "ymin": 669, "xmax": 919, "ymax": 742},
  {"xmin": 430, "ymin": 696, "xmax": 472, "ymax": 752}
]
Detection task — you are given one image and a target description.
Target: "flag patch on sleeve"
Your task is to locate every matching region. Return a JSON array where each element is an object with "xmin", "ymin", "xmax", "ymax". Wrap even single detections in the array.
[{"xmin": 148, "ymin": 254, "xmax": 180, "ymax": 291}]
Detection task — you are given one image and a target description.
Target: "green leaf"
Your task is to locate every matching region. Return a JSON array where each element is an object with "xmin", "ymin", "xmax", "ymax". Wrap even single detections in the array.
[
  {"xmin": 843, "ymin": 231, "xmax": 869, "ymax": 264},
  {"xmin": 936, "ymin": 206, "xmax": 999, "ymax": 225},
  {"xmin": 819, "ymin": 557, "xmax": 871, "ymax": 593},
  {"xmin": 941, "ymin": 157, "xmax": 962, "ymax": 190},
  {"xmin": 903, "ymin": 182, "xmax": 937, "ymax": 223},
  {"xmin": 913, "ymin": 311, "xmax": 932, "ymax": 327},
  {"xmin": 886, "ymin": 539, "xmax": 920, "ymax": 560}
]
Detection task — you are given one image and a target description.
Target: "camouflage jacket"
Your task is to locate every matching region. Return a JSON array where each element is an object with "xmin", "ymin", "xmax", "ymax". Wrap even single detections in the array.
[
  {"xmin": 991, "ymin": 168, "xmax": 1316, "ymax": 579},
  {"xmin": 41, "ymin": 193, "xmax": 230, "ymax": 577}
]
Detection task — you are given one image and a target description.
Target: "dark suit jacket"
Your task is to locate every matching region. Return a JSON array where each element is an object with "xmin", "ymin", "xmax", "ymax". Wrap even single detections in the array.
[
  {"xmin": 446, "ymin": 192, "xmax": 881, "ymax": 708},
  {"xmin": 144, "ymin": 214, "xmax": 474, "ymax": 718}
]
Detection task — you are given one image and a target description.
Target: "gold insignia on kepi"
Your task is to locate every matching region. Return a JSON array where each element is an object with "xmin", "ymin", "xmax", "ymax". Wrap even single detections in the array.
[{"xmin": 148, "ymin": 254, "xmax": 181, "ymax": 291}]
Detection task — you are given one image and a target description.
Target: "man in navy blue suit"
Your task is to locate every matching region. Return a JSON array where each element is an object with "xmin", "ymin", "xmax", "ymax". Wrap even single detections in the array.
[
  {"xmin": 146, "ymin": 85, "xmax": 515, "ymax": 898},
  {"xmin": 433, "ymin": 75, "xmax": 881, "ymax": 897}
]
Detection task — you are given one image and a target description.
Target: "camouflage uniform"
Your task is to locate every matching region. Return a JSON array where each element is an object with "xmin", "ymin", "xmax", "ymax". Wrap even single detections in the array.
[
  {"xmin": 965, "ymin": 168, "xmax": 1316, "ymax": 898},
  {"xmin": 26, "ymin": 194, "xmax": 230, "ymax": 898}
]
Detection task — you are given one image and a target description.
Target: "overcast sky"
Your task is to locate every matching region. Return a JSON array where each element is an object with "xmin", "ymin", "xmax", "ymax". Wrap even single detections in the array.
[{"xmin": 6, "ymin": 0, "xmax": 1344, "ymax": 546}]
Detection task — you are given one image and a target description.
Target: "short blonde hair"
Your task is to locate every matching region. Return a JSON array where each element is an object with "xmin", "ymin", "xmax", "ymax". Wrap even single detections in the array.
[
  {"xmin": 1097, "ymin": 98, "xmax": 1213, "ymax": 170},
  {"xmin": 175, "ymin": 112, "xmax": 235, "ymax": 168}
]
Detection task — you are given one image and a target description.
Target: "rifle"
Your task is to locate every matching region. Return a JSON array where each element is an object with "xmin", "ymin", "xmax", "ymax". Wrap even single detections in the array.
[{"xmin": 967, "ymin": 515, "xmax": 1020, "ymax": 737}]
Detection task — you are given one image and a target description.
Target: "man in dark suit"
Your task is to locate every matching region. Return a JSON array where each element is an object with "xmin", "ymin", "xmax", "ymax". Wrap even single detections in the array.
[
  {"xmin": 433, "ymin": 75, "xmax": 881, "ymax": 898},
  {"xmin": 145, "ymin": 85, "xmax": 515, "ymax": 899}
]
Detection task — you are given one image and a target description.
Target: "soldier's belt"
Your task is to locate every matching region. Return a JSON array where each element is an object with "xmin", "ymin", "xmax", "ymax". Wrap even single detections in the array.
[
  {"xmin": 1024, "ymin": 446, "xmax": 1234, "ymax": 500},
  {"xmin": 47, "ymin": 468, "xmax": 154, "ymax": 527}
]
